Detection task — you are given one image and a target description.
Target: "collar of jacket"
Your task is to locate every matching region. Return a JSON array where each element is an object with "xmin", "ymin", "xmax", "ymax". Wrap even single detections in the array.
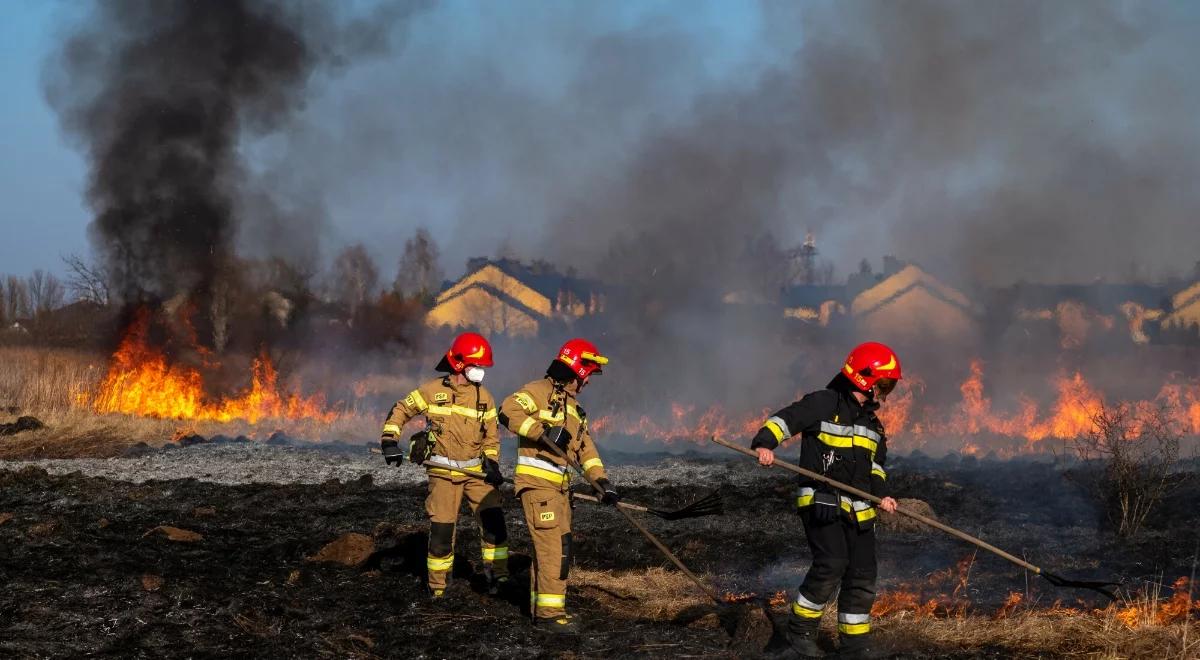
[
  {"xmin": 545, "ymin": 376, "xmax": 579, "ymax": 398},
  {"xmin": 825, "ymin": 373, "xmax": 879, "ymax": 415},
  {"xmin": 441, "ymin": 375, "xmax": 476, "ymax": 396}
]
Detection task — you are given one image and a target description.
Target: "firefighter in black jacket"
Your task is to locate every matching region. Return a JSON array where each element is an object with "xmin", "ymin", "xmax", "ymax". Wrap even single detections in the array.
[{"xmin": 751, "ymin": 342, "xmax": 902, "ymax": 660}]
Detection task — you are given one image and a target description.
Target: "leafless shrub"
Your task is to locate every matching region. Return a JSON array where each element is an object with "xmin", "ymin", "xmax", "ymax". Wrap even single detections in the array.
[
  {"xmin": 27, "ymin": 270, "xmax": 66, "ymax": 315},
  {"xmin": 393, "ymin": 227, "xmax": 443, "ymax": 305},
  {"xmin": 62, "ymin": 254, "xmax": 111, "ymax": 305},
  {"xmin": 1072, "ymin": 402, "xmax": 1182, "ymax": 538},
  {"xmin": 4, "ymin": 275, "xmax": 32, "ymax": 322},
  {"xmin": 330, "ymin": 244, "xmax": 379, "ymax": 317}
]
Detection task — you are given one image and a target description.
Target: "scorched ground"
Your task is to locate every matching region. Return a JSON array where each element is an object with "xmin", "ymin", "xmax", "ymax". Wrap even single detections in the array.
[{"xmin": 0, "ymin": 443, "xmax": 1196, "ymax": 658}]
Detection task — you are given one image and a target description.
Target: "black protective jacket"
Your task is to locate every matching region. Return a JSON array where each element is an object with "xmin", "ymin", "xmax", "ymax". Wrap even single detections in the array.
[{"xmin": 750, "ymin": 376, "xmax": 889, "ymax": 525}]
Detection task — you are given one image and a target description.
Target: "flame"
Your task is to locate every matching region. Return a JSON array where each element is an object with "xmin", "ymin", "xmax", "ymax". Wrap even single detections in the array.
[
  {"xmin": 587, "ymin": 358, "xmax": 1200, "ymax": 453},
  {"xmin": 80, "ymin": 313, "xmax": 338, "ymax": 424},
  {"xmin": 1111, "ymin": 577, "xmax": 1200, "ymax": 628},
  {"xmin": 994, "ymin": 591, "xmax": 1023, "ymax": 619}
]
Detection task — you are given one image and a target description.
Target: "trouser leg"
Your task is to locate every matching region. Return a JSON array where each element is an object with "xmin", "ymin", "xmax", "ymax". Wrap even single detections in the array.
[
  {"xmin": 793, "ymin": 513, "xmax": 850, "ymax": 621},
  {"xmin": 521, "ymin": 488, "xmax": 571, "ymax": 619},
  {"xmin": 465, "ymin": 477, "xmax": 508, "ymax": 578},
  {"xmin": 425, "ymin": 475, "xmax": 465, "ymax": 591},
  {"xmin": 837, "ymin": 524, "xmax": 877, "ymax": 650}
]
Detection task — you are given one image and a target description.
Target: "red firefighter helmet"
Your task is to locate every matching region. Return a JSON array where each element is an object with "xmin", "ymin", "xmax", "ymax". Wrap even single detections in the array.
[
  {"xmin": 444, "ymin": 332, "xmax": 494, "ymax": 373},
  {"xmin": 842, "ymin": 341, "xmax": 902, "ymax": 394},
  {"xmin": 556, "ymin": 338, "xmax": 608, "ymax": 381}
]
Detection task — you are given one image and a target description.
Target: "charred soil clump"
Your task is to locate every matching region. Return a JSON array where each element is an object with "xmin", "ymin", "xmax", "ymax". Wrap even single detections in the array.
[{"xmin": 0, "ymin": 450, "xmax": 1196, "ymax": 658}]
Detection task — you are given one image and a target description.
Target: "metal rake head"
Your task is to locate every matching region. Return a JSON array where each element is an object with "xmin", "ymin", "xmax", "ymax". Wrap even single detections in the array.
[
  {"xmin": 1041, "ymin": 570, "xmax": 1120, "ymax": 601},
  {"xmin": 653, "ymin": 490, "xmax": 723, "ymax": 521}
]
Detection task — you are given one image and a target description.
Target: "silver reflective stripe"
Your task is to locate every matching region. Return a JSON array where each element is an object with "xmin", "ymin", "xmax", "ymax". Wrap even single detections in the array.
[
  {"xmin": 871, "ymin": 462, "xmax": 886, "ymax": 474},
  {"xmin": 798, "ymin": 487, "xmax": 815, "ymax": 497},
  {"xmin": 517, "ymin": 455, "xmax": 566, "ymax": 474},
  {"xmin": 853, "ymin": 425, "xmax": 881, "ymax": 441},
  {"xmin": 425, "ymin": 455, "xmax": 482, "ymax": 469},
  {"xmin": 795, "ymin": 592, "xmax": 825, "ymax": 611},
  {"xmin": 766, "ymin": 416, "xmax": 791, "ymax": 438},
  {"xmin": 820, "ymin": 421, "xmax": 854, "ymax": 436},
  {"xmin": 838, "ymin": 612, "xmax": 870, "ymax": 624}
]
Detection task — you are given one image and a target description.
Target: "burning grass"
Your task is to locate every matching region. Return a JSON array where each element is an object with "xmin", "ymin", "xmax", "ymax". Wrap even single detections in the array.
[{"xmin": 0, "ymin": 346, "xmax": 381, "ymax": 459}]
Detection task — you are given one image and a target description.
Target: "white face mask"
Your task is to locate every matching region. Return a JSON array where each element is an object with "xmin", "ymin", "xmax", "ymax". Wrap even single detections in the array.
[{"xmin": 464, "ymin": 366, "xmax": 486, "ymax": 384}]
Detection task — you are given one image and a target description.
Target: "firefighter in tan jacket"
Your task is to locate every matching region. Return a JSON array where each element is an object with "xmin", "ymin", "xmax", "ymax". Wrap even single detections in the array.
[
  {"xmin": 499, "ymin": 338, "xmax": 618, "ymax": 633},
  {"xmin": 380, "ymin": 332, "xmax": 508, "ymax": 597}
]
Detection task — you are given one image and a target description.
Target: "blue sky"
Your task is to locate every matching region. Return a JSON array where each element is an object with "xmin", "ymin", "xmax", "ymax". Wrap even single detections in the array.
[{"xmin": 1, "ymin": 1, "xmax": 90, "ymax": 274}]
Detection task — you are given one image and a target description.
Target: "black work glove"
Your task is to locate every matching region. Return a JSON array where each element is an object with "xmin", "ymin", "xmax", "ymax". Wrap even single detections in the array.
[
  {"xmin": 381, "ymin": 439, "xmax": 404, "ymax": 466},
  {"xmin": 483, "ymin": 457, "xmax": 504, "ymax": 487},
  {"xmin": 596, "ymin": 478, "xmax": 620, "ymax": 506},
  {"xmin": 544, "ymin": 426, "xmax": 571, "ymax": 452},
  {"xmin": 812, "ymin": 491, "xmax": 840, "ymax": 524}
]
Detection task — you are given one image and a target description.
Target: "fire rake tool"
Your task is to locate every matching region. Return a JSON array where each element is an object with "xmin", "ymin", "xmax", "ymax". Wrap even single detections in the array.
[
  {"xmin": 420, "ymin": 461, "xmax": 723, "ymax": 521},
  {"xmin": 711, "ymin": 435, "xmax": 1119, "ymax": 601}
]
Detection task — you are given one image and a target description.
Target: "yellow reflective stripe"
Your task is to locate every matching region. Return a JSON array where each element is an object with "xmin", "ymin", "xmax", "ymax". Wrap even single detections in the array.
[
  {"xmin": 818, "ymin": 432, "xmax": 853, "ymax": 449},
  {"xmin": 796, "ymin": 494, "xmax": 813, "ymax": 507},
  {"xmin": 581, "ymin": 457, "xmax": 603, "ymax": 472},
  {"xmin": 382, "ymin": 423, "xmax": 401, "ymax": 436},
  {"xmin": 763, "ymin": 420, "xmax": 785, "ymax": 442},
  {"xmin": 871, "ymin": 468, "xmax": 886, "ymax": 480},
  {"xmin": 483, "ymin": 448, "xmax": 499, "ymax": 458},
  {"xmin": 838, "ymin": 622, "xmax": 871, "ymax": 635},
  {"xmin": 818, "ymin": 431, "xmax": 878, "ymax": 458},
  {"xmin": 536, "ymin": 593, "xmax": 566, "ymax": 608},
  {"xmin": 481, "ymin": 545, "xmax": 509, "ymax": 561},
  {"xmin": 854, "ymin": 435, "xmax": 878, "ymax": 457},
  {"xmin": 427, "ymin": 555, "xmax": 454, "ymax": 571},
  {"xmin": 537, "ymin": 406, "xmax": 581, "ymax": 423},
  {"xmin": 856, "ymin": 508, "xmax": 876, "ymax": 523},
  {"xmin": 409, "ymin": 390, "xmax": 428, "ymax": 411},
  {"xmin": 517, "ymin": 417, "xmax": 539, "ymax": 437},
  {"xmin": 482, "ymin": 408, "xmax": 498, "ymax": 422},
  {"xmin": 792, "ymin": 602, "xmax": 823, "ymax": 618},
  {"xmin": 515, "ymin": 464, "xmax": 569, "ymax": 486}
]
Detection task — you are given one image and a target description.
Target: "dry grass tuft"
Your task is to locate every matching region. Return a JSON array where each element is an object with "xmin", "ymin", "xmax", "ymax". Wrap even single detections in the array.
[
  {"xmin": 574, "ymin": 567, "xmax": 712, "ymax": 620},
  {"xmin": 574, "ymin": 566, "xmax": 1198, "ymax": 658}
]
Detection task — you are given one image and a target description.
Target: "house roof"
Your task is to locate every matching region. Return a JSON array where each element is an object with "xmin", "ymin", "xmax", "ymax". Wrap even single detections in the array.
[
  {"xmin": 457, "ymin": 258, "xmax": 601, "ymax": 302},
  {"xmin": 432, "ymin": 280, "xmax": 547, "ymax": 323},
  {"xmin": 850, "ymin": 265, "xmax": 973, "ymax": 317}
]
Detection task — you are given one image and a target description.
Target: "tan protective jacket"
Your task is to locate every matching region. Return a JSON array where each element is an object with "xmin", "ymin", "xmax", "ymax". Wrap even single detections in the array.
[
  {"xmin": 499, "ymin": 377, "xmax": 607, "ymax": 492},
  {"xmin": 381, "ymin": 376, "xmax": 499, "ymax": 475}
]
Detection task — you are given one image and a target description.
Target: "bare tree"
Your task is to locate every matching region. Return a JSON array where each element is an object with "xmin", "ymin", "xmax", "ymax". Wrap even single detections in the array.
[
  {"xmin": 331, "ymin": 244, "xmax": 379, "ymax": 317},
  {"xmin": 27, "ymin": 270, "xmax": 66, "ymax": 314},
  {"xmin": 4, "ymin": 276, "xmax": 31, "ymax": 322},
  {"xmin": 393, "ymin": 228, "xmax": 444, "ymax": 304},
  {"xmin": 62, "ymin": 254, "xmax": 111, "ymax": 305},
  {"xmin": 1071, "ymin": 402, "xmax": 1182, "ymax": 538}
]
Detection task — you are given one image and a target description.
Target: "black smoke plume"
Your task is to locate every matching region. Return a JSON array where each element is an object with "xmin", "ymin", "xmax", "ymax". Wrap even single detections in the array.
[{"xmin": 44, "ymin": 0, "xmax": 425, "ymax": 308}]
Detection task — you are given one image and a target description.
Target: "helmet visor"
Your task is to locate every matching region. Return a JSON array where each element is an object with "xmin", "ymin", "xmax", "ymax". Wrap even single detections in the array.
[{"xmin": 874, "ymin": 377, "xmax": 898, "ymax": 400}]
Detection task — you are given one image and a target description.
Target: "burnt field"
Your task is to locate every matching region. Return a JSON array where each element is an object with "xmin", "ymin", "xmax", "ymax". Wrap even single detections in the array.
[{"xmin": 1, "ymin": 444, "xmax": 1197, "ymax": 659}]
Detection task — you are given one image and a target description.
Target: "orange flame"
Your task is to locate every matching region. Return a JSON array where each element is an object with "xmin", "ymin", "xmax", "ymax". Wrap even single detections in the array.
[{"xmin": 81, "ymin": 314, "xmax": 338, "ymax": 424}]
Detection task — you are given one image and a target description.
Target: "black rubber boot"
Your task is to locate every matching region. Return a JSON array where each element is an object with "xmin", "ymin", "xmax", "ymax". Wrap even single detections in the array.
[
  {"xmin": 778, "ymin": 615, "xmax": 824, "ymax": 659},
  {"xmin": 533, "ymin": 613, "xmax": 580, "ymax": 634},
  {"xmin": 837, "ymin": 632, "xmax": 882, "ymax": 659}
]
